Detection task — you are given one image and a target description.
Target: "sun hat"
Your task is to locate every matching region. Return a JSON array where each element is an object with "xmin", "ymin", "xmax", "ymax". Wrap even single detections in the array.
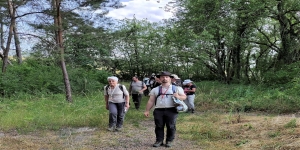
[
  {"xmin": 156, "ymin": 71, "xmax": 173, "ymax": 78},
  {"xmin": 183, "ymin": 79, "xmax": 193, "ymax": 85},
  {"xmin": 171, "ymin": 74, "xmax": 180, "ymax": 79}
]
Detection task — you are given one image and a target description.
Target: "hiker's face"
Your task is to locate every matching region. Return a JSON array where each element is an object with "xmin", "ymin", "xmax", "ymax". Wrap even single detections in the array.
[
  {"xmin": 132, "ymin": 77, "xmax": 138, "ymax": 81},
  {"xmin": 108, "ymin": 79, "xmax": 117, "ymax": 87},
  {"xmin": 171, "ymin": 78, "xmax": 176, "ymax": 82},
  {"xmin": 160, "ymin": 76, "xmax": 171, "ymax": 83}
]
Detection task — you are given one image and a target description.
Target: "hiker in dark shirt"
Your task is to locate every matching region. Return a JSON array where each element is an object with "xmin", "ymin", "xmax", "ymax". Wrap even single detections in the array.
[{"xmin": 182, "ymin": 79, "xmax": 196, "ymax": 113}]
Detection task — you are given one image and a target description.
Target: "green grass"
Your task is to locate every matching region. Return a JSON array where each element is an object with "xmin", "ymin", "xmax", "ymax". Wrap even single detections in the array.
[
  {"xmin": 0, "ymin": 92, "xmax": 107, "ymax": 132},
  {"xmin": 1, "ymin": 81, "xmax": 300, "ymax": 139}
]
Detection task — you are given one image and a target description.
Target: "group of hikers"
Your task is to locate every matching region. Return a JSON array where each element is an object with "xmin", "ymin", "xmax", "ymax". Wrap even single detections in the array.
[{"xmin": 104, "ymin": 71, "xmax": 197, "ymax": 148}]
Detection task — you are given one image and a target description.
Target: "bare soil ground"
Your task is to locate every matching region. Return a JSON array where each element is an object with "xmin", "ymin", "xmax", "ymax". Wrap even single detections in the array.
[{"xmin": 1, "ymin": 112, "xmax": 300, "ymax": 150}]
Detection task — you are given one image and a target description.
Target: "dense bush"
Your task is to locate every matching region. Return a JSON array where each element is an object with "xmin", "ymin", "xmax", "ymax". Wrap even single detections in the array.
[{"xmin": 0, "ymin": 59, "xmax": 111, "ymax": 97}]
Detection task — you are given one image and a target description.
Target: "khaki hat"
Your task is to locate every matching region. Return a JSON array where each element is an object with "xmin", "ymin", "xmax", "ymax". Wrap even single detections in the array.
[{"xmin": 171, "ymin": 74, "xmax": 180, "ymax": 79}]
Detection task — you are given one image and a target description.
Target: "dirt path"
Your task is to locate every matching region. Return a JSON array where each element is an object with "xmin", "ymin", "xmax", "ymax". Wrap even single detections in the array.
[
  {"xmin": 1, "ymin": 112, "xmax": 300, "ymax": 150},
  {"xmin": 0, "ymin": 119, "xmax": 200, "ymax": 150}
]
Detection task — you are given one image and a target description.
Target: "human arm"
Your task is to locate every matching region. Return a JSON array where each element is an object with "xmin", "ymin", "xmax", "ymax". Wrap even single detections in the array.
[
  {"xmin": 125, "ymin": 95, "xmax": 130, "ymax": 108},
  {"xmin": 185, "ymin": 88, "xmax": 196, "ymax": 93},
  {"xmin": 173, "ymin": 87, "xmax": 187, "ymax": 101},
  {"xmin": 144, "ymin": 95, "xmax": 155, "ymax": 117},
  {"xmin": 139, "ymin": 83, "xmax": 147, "ymax": 93},
  {"xmin": 123, "ymin": 85, "xmax": 130, "ymax": 108},
  {"xmin": 104, "ymin": 95, "xmax": 109, "ymax": 110},
  {"xmin": 184, "ymin": 85, "xmax": 196, "ymax": 93}
]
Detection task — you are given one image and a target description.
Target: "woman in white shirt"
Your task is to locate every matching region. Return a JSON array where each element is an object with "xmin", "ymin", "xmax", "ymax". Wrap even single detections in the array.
[{"xmin": 104, "ymin": 76, "xmax": 130, "ymax": 131}]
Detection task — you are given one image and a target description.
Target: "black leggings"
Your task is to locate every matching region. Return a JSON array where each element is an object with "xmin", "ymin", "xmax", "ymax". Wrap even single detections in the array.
[{"xmin": 131, "ymin": 94, "xmax": 142, "ymax": 109}]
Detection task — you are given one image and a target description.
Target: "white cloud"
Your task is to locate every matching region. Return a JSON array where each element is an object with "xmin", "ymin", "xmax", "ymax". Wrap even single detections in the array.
[{"xmin": 107, "ymin": 0, "xmax": 173, "ymax": 22}]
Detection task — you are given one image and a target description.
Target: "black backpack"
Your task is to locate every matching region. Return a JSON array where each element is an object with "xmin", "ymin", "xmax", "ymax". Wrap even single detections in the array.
[{"xmin": 105, "ymin": 84, "xmax": 125, "ymax": 98}]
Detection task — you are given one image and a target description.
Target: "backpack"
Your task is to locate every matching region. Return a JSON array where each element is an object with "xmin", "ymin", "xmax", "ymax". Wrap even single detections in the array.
[
  {"xmin": 155, "ymin": 85, "xmax": 188, "ymax": 112},
  {"xmin": 105, "ymin": 84, "xmax": 125, "ymax": 98},
  {"xmin": 155, "ymin": 85, "xmax": 177, "ymax": 105}
]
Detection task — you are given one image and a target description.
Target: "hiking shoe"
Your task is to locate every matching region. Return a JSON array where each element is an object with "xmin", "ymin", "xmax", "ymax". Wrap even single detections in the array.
[
  {"xmin": 107, "ymin": 127, "xmax": 114, "ymax": 131},
  {"xmin": 191, "ymin": 108, "xmax": 195, "ymax": 113},
  {"xmin": 153, "ymin": 141, "xmax": 163, "ymax": 147},
  {"xmin": 165, "ymin": 141, "xmax": 173, "ymax": 147},
  {"xmin": 115, "ymin": 127, "xmax": 123, "ymax": 131}
]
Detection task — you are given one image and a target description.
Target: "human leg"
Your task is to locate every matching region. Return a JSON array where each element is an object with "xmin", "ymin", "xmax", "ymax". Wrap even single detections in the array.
[
  {"xmin": 165, "ymin": 108, "xmax": 178, "ymax": 143},
  {"xmin": 108, "ymin": 102, "xmax": 118, "ymax": 130},
  {"xmin": 184, "ymin": 97, "xmax": 192, "ymax": 111},
  {"xmin": 136, "ymin": 94, "xmax": 143, "ymax": 110},
  {"xmin": 153, "ymin": 109, "xmax": 165, "ymax": 143},
  {"xmin": 188, "ymin": 95, "xmax": 195, "ymax": 113},
  {"xmin": 116, "ymin": 102, "xmax": 125, "ymax": 129},
  {"xmin": 131, "ymin": 94, "xmax": 139, "ymax": 109}
]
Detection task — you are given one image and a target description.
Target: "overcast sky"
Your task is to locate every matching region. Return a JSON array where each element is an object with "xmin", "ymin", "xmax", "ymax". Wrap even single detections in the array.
[{"xmin": 107, "ymin": 0, "xmax": 173, "ymax": 22}]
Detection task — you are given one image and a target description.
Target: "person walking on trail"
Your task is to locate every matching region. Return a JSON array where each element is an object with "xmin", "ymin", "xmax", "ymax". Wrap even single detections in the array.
[
  {"xmin": 129, "ymin": 76, "xmax": 147, "ymax": 110},
  {"xmin": 182, "ymin": 79, "xmax": 197, "ymax": 113},
  {"xmin": 104, "ymin": 76, "xmax": 130, "ymax": 132},
  {"xmin": 144, "ymin": 71, "xmax": 186, "ymax": 148},
  {"xmin": 171, "ymin": 74, "xmax": 182, "ymax": 87}
]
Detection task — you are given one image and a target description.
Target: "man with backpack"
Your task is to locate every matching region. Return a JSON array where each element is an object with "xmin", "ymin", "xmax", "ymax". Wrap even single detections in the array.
[
  {"xmin": 144, "ymin": 71, "xmax": 186, "ymax": 148},
  {"xmin": 129, "ymin": 76, "xmax": 147, "ymax": 110}
]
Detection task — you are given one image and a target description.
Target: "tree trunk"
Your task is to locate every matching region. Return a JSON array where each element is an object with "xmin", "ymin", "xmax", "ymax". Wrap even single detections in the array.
[
  {"xmin": 0, "ymin": 20, "xmax": 12, "ymax": 65},
  {"xmin": 54, "ymin": 0, "xmax": 72, "ymax": 102},
  {"xmin": 2, "ymin": 0, "xmax": 15, "ymax": 73},
  {"xmin": 13, "ymin": 26, "xmax": 22, "ymax": 64}
]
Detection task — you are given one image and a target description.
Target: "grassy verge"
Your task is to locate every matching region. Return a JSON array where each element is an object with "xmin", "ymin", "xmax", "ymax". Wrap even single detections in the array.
[{"xmin": 1, "ymin": 81, "xmax": 300, "ymax": 149}]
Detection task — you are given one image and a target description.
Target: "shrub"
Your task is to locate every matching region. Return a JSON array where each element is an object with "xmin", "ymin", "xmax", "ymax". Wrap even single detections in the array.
[{"xmin": 0, "ymin": 58, "xmax": 111, "ymax": 97}]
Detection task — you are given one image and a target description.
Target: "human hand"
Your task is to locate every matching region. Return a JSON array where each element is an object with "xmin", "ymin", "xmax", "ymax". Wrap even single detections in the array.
[
  {"xmin": 125, "ymin": 103, "xmax": 130, "ymax": 108},
  {"xmin": 144, "ymin": 111, "xmax": 150, "ymax": 117},
  {"xmin": 173, "ymin": 93, "xmax": 179, "ymax": 99}
]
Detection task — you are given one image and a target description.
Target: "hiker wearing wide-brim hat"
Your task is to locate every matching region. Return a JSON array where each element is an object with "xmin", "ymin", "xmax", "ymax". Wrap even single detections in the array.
[
  {"xmin": 144, "ymin": 71, "xmax": 187, "ymax": 148},
  {"xmin": 182, "ymin": 79, "xmax": 197, "ymax": 113},
  {"xmin": 155, "ymin": 71, "xmax": 174, "ymax": 78}
]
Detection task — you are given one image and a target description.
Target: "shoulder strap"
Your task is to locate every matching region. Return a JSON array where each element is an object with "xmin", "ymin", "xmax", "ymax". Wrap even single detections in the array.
[
  {"xmin": 171, "ymin": 85, "xmax": 176, "ymax": 93},
  {"xmin": 106, "ymin": 84, "xmax": 125, "ymax": 98},
  {"xmin": 105, "ymin": 85, "xmax": 109, "ymax": 95},
  {"xmin": 119, "ymin": 84, "xmax": 125, "ymax": 98},
  {"xmin": 155, "ymin": 85, "xmax": 176, "ymax": 105},
  {"xmin": 155, "ymin": 86, "xmax": 162, "ymax": 105}
]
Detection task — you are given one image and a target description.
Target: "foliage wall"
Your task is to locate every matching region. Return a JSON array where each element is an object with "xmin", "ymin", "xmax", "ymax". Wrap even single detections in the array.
[{"xmin": 0, "ymin": 58, "xmax": 110, "ymax": 97}]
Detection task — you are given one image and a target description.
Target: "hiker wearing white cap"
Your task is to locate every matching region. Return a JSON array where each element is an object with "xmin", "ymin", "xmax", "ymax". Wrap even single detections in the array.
[
  {"xmin": 171, "ymin": 74, "xmax": 183, "ymax": 87},
  {"xmin": 104, "ymin": 76, "xmax": 130, "ymax": 131},
  {"xmin": 182, "ymin": 79, "xmax": 197, "ymax": 113}
]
